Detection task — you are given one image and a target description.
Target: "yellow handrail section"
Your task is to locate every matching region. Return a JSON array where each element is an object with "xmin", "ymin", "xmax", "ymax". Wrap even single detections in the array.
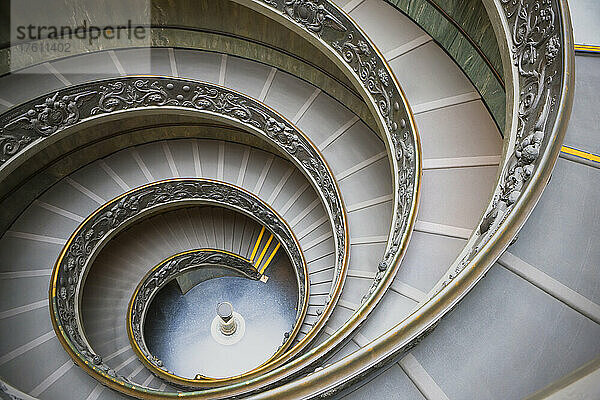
[{"xmin": 561, "ymin": 145, "xmax": 600, "ymax": 163}]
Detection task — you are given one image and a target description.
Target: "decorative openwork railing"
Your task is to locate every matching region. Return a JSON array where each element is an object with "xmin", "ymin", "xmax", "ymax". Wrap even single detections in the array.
[
  {"xmin": 0, "ymin": 0, "xmax": 572, "ymax": 398},
  {"xmin": 53, "ymin": 178, "xmax": 309, "ymax": 387},
  {"xmin": 0, "ymin": 0, "xmax": 421, "ymax": 398},
  {"xmin": 0, "ymin": 0, "xmax": 573, "ymax": 399},
  {"xmin": 229, "ymin": 0, "xmax": 573, "ymax": 398},
  {"xmin": 128, "ymin": 248, "xmax": 266, "ymax": 381},
  {"xmin": 117, "ymin": 181, "xmax": 309, "ymax": 386},
  {"xmin": 0, "ymin": 0, "xmax": 573, "ymax": 398},
  {"xmin": 1, "ymin": 0, "xmax": 422, "ymax": 393},
  {"xmin": 8, "ymin": 77, "xmax": 357, "ymax": 393}
]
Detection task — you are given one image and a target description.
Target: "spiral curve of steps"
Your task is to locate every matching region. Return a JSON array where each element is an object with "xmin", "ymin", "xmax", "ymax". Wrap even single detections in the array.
[{"xmin": 0, "ymin": 0, "xmax": 591, "ymax": 399}]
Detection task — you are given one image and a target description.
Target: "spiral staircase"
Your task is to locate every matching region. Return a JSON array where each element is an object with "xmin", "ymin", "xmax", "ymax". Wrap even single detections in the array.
[{"xmin": 0, "ymin": 0, "xmax": 598, "ymax": 399}]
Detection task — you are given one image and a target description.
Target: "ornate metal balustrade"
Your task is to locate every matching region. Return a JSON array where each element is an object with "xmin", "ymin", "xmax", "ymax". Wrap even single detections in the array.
[
  {"xmin": 3, "ymin": 77, "xmax": 356, "ymax": 394},
  {"xmin": 128, "ymin": 249, "xmax": 266, "ymax": 380},
  {"xmin": 118, "ymin": 182, "xmax": 309, "ymax": 386},
  {"xmin": 0, "ymin": 0, "xmax": 573, "ymax": 399},
  {"xmin": 0, "ymin": 0, "xmax": 573, "ymax": 398},
  {"xmin": 3, "ymin": 0, "xmax": 419, "ymax": 397},
  {"xmin": 230, "ymin": 0, "xmax": 573, "ymax": 398},
  {"xmin": 0, "ymin": 381, "xmax": 33, "ymax": 400},
  {"xmin": 0, "ymin": 0, "xmax": 571, "ymax": 398},
  {"xmin": 53, "ymin": 178, "xmax": 310, "ymax": 387}
]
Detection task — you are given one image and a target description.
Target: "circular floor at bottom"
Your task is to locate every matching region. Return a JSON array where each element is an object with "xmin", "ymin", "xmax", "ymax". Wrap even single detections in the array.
[{"xmin": 144, "ymin": 271, "xmax": 299, "ymax": 379}]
